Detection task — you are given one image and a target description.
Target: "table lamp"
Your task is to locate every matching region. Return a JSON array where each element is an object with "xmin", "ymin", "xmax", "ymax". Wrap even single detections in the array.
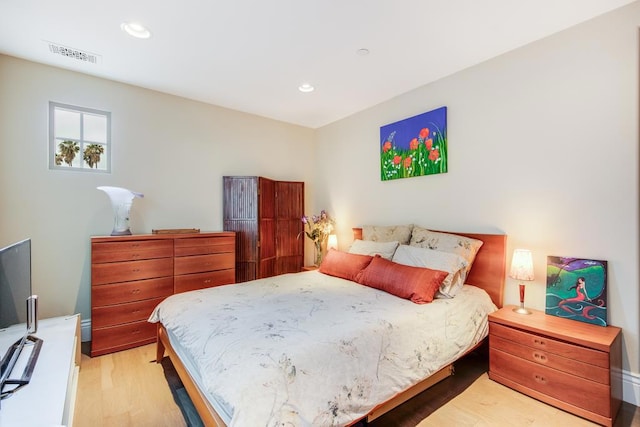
[
  {"xmin": 510, "ymin": 249, "xmax": 534, "ymax": 314},
  {"xmin": 327, "ymin": 234, "xmax": 338, "ymax": 251}
]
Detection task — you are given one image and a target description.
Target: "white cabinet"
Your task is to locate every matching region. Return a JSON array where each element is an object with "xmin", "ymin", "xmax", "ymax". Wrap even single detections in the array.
[{"xmin": 0, "ymin": 315, "xmax": 81, "ymax": 427}]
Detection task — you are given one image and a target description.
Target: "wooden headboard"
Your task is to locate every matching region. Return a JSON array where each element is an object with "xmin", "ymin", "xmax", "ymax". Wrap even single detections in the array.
[{"xmin": 352, "ymin": 228, "xmax": 506, "ymax": 307}]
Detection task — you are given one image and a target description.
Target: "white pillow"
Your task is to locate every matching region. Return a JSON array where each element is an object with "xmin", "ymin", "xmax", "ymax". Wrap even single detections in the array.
[
  {"xmin": 362, "ymin": 225, "xmax": 413, "ymax": 245},
  {"xmin": 348, "ymin": 239, "xmax": 399, "ymax": 260},
  {"xmin": 409, "ymin": 227, "xmax": 483, "ymax": 275},
  {"xmin": 392, "ymin": 244, "xmax": 469, "ymax": 298}
]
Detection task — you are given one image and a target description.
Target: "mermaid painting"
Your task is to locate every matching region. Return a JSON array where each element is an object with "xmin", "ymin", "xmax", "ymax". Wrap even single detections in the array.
[{"xmin": 546, "ymin": 257, "xmax": 607, "ymax": 326}]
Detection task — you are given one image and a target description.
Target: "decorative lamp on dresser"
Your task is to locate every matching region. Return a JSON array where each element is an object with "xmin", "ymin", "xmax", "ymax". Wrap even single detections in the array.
[
  {"xmin": 488, "ymin": 306, "xmax": 622, "ymax": 426},
  {"xmin": 91, "ymin": 232, "xmax": 235, "ymax": 357}
]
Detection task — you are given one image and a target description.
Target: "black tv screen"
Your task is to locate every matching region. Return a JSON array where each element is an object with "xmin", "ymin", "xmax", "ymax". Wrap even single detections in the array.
[{"xmin": 0, "ymin": 239, "xmax": 32, "ymax": 329}]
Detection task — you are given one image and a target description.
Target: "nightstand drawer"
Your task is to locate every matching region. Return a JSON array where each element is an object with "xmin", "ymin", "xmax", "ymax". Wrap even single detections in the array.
[
  {"xmin": 490, "ymin": 348, "xmax": 611, "ymax": 417},
  {"xmin": 490, "ymin": 322, "xmax": 608, "ymax": 369},
  {"xmin": 490, "ymin": 333, "xmax": 610, "ymax": 384}
]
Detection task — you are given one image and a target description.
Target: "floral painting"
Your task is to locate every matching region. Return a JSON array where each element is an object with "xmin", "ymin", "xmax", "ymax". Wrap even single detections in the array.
[
  {"xmin": 380, "ymin": 106, "xmax": 447, "ymax": 181},
  {"xmin": 545, "ymin": 256, "xmax": 607, "ymax": 326}
]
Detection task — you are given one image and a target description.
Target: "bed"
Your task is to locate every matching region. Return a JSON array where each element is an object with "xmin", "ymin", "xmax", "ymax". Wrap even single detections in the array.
[{"xmin": 150, "ymin": 226, "xmax": 506, "ymax": 426}]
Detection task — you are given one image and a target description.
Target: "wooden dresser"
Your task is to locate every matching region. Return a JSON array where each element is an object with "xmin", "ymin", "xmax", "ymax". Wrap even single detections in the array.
[
  {"xmin": 488, "ymin": 306, "xmax": 622, "ymax": 426},
  {"xmin": 91, "ymin": 232, "xmax": 235, "ymax": 357}
]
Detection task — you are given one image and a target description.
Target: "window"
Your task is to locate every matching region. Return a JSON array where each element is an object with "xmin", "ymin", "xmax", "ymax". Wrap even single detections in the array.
[{"xmin": 49, "ymin": 102, "xmax": 111, "ymax": 172}]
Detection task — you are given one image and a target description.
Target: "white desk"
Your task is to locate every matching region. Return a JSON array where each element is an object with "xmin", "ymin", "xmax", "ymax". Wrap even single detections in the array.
[{"xmin": 0, "ymin": 315, "xmax": 80, "ymax": 427}]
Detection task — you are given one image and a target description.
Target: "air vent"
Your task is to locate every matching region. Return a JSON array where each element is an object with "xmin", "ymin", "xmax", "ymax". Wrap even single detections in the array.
[{"xmin": 45, "ymin": 41, "xmax": 101, "ymax": 64}]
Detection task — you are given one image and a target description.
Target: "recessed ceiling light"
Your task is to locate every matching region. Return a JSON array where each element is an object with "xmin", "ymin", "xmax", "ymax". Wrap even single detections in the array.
[
  {"xmin": 356, "ymin": 48, "xmax": 370, "ymax": 56},
  {"xmin": 298, "ymin": 83, "xmax": 314, "ymax": 93},
  {"xmin": 121, "ymin": 22, "xmax": 151, "ymax": 39}
]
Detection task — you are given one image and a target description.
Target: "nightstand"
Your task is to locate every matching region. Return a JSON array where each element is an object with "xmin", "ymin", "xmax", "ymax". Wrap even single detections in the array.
[
  {"xmin": 488, "ymin": 305, "xmax": 622, "ymax": 426},
  {"xmin": 301, "ymin": 265, "xmax": 318, "ymax": 272}
]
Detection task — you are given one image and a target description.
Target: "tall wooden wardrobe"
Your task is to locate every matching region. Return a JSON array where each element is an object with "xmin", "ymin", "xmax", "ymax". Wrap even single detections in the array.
[{"xmin": 223, "ymin": 176, "xmax": 304, "ymax": 282}]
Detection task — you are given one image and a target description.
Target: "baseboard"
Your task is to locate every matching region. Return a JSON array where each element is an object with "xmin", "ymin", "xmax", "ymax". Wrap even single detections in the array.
[
  {"xmin": 622, "ymin": 369, "xmax": 640, "ymax": 406},
  {"xmin": 80, "ymin": 318, "xmax": 91, "ymax": 342}
]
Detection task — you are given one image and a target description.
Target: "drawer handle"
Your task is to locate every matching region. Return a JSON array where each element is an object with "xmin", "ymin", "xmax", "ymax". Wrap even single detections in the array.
[
  {"xmin": 132, "ymin": 329, "xmax": 140, "ymax": 335},
  {"xmin": 132, "ymin": 244, "xmax": 140, "ymax": 248},
  {"xmin": 131, "ymin": 289, "xmax": 141, "ymax": 295},
  {"xmin": 132, "ymin": 253, "xmax": 140, "ymax": 258},
  {"xmin": 533, "ymin": 338, "xmax": 546, "ymax": 347},
  {"xmin": 534, "ymin": 374, "xmax": 547, "ymax": 384},
  {"xmin": 533, "ymin": 352, "xmax": 547, "ymax": 362},
  {"xmin": 132, "ymin": 309, "xmax": 140, "ymax": 314},
  {"xmin": 132, "ymin": 268, "xmax": 140, "ymax": 273},
  {"xmin": 204, "ymin": 279, "xmax": 211, "ymax": 284}
]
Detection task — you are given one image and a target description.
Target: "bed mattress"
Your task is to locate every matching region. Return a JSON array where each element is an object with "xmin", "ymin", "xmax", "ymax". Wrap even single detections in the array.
[{"xmin": 149, "ymin": 270, "xmax": 496, "ymax": 426}]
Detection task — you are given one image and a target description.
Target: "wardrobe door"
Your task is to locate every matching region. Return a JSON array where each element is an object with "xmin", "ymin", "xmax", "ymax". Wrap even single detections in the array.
[
  {"xmin": 258, "ymin": 177, "xmax": 276, "ymax": 278},
  {"xmin": 223, "ymin": 176, "xmax": 258, "ymax": 282},
  {"xmin": 275, "ymin": 181, "xmax": 304, "ymax": 275}
]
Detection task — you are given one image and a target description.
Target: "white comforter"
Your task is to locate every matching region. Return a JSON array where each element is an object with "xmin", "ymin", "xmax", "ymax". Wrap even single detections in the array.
[{"xmin": 148, "ymin": 270, "xmax": 496, "ymax": 427}]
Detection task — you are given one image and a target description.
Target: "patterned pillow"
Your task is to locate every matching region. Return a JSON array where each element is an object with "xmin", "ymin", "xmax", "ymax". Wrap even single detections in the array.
[
  {"xmin": 362, "ymin": 225, "xmax": 413, "ymax": 245},
  {"xmin": 392, "ymin": 245, "xmax": 469, "ymax": 298},
  {"xmin": 355, "ymin": 256, "xmax": 448, "ymax": 304},
  {"xmin": 318, "ymin": 249, "xmax": 373, "ymax": 282},
  {"xmin": 409, "ymin": 226, "xmax": 483, "ymax": 275},
  {"xmin": 348, "ymin": 239, "xmax": 399, "ymax": 260}
]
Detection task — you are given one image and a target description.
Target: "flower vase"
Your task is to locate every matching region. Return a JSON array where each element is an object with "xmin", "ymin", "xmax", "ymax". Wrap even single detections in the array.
[{"xmin": 314, "ymin": 241, "xmax": 323, "ymax": 266}]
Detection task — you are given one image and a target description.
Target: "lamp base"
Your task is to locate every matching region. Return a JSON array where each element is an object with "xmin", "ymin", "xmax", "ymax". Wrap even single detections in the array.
[{"xmin": 513, "ymin": 305, "xmax": 532, "ymax": 315}]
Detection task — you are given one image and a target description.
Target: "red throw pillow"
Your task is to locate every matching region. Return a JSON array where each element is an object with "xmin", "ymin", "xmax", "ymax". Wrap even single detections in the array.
[
  {"xmin": 355, "ymin": 256, "xmax": 448, "ymax": 304},
  {"xmin": 319, "ymin": 249, "xmax": 373, "ymax": 281}
]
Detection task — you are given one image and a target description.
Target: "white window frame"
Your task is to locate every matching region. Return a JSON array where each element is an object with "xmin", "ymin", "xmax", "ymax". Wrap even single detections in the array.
[{"xmin": 49, "ymin": 101, "xmax": 111, "ymax": 173}]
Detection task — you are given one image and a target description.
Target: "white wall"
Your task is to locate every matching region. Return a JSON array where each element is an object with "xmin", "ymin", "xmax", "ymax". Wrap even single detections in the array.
[
  {"xmin": 314, "ymin": 3, "xmax": 640, "ymax": 403},
  {"xmin": 0, "ymin": 54, "xmax": 315, "ymax": 325}
]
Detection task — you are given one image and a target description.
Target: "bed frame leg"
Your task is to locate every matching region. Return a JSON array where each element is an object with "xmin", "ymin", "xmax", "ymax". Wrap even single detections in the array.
[{"xmin": 156, "ymin": 324, "xmax": 165, "ymax": 363}]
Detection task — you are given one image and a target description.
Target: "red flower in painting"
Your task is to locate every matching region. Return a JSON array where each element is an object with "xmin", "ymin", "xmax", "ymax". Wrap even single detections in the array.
[
  {"xmin": 382, "ymin": 141, "xmax": 392, "ymax": 153},
  {"xmin": 404, "ymin": 157, "xmax": 412, "ymax": 169},
  {"xmin": 419, "ymin": 128, "xmax": 430, "ymax": 140},
  {"xmin": 429, "ymin": 149, "xmax": 440, "ymax": 162},
  {"xmin": 393, "ymin": 155, "xmax": 402, "ymax": 165},
  {"xmin": 426, "ymin": 138, "xmax": 433, "ymax": 150},
  {"xmin": 409, "ymin": 138, "xmax": 419, "ymax": 150}
]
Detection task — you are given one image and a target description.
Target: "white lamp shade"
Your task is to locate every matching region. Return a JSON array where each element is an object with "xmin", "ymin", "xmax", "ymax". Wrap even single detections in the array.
[
  {"xmin": 509, "ymin": 249, "xmax": 534, "ymax": 281},
  {"xmin": 327, "ymin": 234, "xmax": 338, "ymax": 251}
]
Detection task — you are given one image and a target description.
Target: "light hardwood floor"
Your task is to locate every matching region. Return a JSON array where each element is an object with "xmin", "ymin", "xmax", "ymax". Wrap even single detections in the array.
[
  {"xmin": 75, "ymin": 343, "xmax": 639, "ymax": 427},
  {"xmin": 75, "ymin": 344, "xmax": 186, "ymax": 427}
]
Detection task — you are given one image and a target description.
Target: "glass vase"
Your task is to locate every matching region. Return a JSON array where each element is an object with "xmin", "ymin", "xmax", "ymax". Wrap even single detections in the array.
[{"xmin": 314, "ymin": 241, "xmax": 323, "ymax": 266}]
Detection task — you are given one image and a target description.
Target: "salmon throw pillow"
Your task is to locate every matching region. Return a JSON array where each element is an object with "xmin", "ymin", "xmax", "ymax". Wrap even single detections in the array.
[
  {"xmin": 318, "ymin": 249, "xmax": 374, "ymax": 282},
  {"xmin": 355, "ymin": 256, "xmax": 448, "ymax": 304}
]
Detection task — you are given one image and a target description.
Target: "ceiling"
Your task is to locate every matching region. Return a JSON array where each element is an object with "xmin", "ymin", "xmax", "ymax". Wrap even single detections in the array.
[{"xmin": 0, "ymin": 0, "xmax": 635, "ymax": 129}]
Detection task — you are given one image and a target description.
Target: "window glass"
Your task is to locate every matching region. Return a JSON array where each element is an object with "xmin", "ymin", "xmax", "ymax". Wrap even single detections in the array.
[{"xmin": 49, "ymin": 102, "xmax": 111, "ymax": 173}]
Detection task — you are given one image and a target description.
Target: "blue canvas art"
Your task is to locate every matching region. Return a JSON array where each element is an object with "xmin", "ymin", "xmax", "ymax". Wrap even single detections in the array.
[
  {"xmin": 380, "ymin": 106, "xmax": 447, "ymax": 181},
  {"xmin": 545, "ymin": 256, "xmax": 607, "ymax": 326}
]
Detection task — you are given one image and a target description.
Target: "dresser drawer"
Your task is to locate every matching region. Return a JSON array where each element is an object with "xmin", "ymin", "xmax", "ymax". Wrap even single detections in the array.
[
  {"xmin": 92, "ymin": 258, "xmax": 174, "ymax": 285},
  {"xmin": 174, "ymin": 236, "xmax": 235, "ymax": 256},
  {"xmin": 490, "ymin": 322, "xmax": 608, "ymax": 369},
  {"xmin": 92, "ymin": 297, "xmax": 165, "ymax": 328},
  {"xmin": 174, "ymin": 270, "xmax": 235, "ymax": 294},
  {"xmin": 174, "ymin": 252, "xmax": 235, "ymax": 275},
  {"xmin": 91, "ymin": 320, "xmax": 157, "ymax": 357},
  {"xmin": 92, "ymin": 240, "xmax": 173, "ymax": 263},
  {"xmin": 92, "ymin": 277, "xmax": 174, "ymax": 306},
  {"xmin": 490, "ymin": 348, "xmax": 611, "ymax": 417}
]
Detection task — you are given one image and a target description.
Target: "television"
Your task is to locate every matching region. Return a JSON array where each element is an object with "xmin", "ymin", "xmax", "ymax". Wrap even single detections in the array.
[{"xmin": 0, "ymin": 238, "xmax": 41, "ymax": 403}]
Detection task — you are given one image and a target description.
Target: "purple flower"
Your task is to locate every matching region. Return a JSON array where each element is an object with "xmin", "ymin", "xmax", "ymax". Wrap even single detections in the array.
[{"xmin": 301, "ymin": 216, "xmax": 308, "ymax": 224}]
